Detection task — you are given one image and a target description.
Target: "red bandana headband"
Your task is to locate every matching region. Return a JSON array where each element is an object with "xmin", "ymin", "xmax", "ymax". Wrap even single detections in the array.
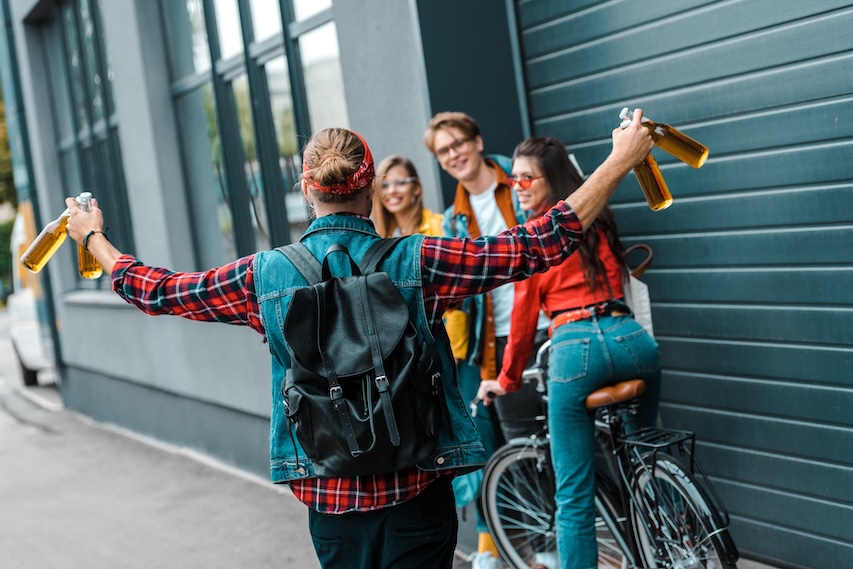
[{"xmin": 303, "ymin": 131, "xmax": 375, "ymax": 195}]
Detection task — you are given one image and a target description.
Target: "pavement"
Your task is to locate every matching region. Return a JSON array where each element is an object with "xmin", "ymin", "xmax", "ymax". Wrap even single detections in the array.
[{"xmin": 0, "ymin": 308, "xmax": 779, "ymax": 568}]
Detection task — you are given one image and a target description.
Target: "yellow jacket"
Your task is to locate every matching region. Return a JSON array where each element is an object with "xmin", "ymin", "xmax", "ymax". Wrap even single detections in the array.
[{"xmin": 420, "ymin": 208, "xmax": 469, "ymax": 361}]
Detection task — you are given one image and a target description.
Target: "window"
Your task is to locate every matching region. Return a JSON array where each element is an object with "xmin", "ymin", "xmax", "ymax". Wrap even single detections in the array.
[
  {"xmin": 162, "ymin": 0, "xmax": 348, "ymax": 263},
  {"xmin": 42, "ymin": 0, "xmax": 133, "ymax": 287}
]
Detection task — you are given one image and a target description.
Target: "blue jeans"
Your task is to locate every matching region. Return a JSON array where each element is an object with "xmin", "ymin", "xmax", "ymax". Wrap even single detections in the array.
[{"xmin": 547, "ymin": 315, "xmax": 660, "ymax": 569}]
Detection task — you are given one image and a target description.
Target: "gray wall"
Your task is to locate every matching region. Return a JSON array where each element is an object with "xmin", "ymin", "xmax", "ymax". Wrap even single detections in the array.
[
  {"xmin": 334, "ymin": 0, "xmax": 441, "ymax": 211},
  {"xmin": 335, "ymin": 0, "xmax": 526, "ymax": 211}
]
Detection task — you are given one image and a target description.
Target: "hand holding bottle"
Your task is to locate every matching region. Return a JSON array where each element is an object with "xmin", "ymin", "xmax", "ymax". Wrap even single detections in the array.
[
  {"xmin": 65, "ymin": 195, "xmax": 122, "ymax": 278},
  {"xmin": 75, "ymin": 192, "xmax": 103, "ymax": 279},
  {"xmin": 619, "ymin": 107, "xmax": 709, "ymax": 169},
  {"xmin": 610, "ymin": 108, "xmax": 656, "ymax": 170},
  {"xmin": 65, "ymin": 195, "xmax": 105, "ymax": 245},
  {"xmin": 618, "ymin": 107, "xmax": 709, "ymax": 211}
]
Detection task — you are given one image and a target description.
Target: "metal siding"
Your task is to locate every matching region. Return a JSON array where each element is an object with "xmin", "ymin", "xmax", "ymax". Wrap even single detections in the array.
[{"xmin": 515, "ymin": 0, "xmax": 853, "ymax": 565}]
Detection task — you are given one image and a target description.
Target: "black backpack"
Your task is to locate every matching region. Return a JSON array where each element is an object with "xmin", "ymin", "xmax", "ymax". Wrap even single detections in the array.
[{"xmin": 278, "ymin": 238, "xmax": 444, "ymax": 477}]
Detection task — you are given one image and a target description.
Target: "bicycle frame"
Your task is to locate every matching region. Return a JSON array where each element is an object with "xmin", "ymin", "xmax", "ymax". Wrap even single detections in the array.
[{"xmin": 513, "ymin": 339, "xmax": 737, "ymax": 568}]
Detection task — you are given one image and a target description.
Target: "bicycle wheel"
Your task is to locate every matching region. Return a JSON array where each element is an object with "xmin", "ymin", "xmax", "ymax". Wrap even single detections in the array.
[
  {"xmin": 631, "ymin": 456, "xmax": 738, "ymax": 569},
  {"xmin": 481, "ymin": 441, "xmax": 629, "ymax": 568}
]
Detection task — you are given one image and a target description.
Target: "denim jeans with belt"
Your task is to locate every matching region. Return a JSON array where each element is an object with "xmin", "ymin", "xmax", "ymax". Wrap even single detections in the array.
[{"xmin": 547, "ymin": 314, "xmax": 660, "ymax": 569}]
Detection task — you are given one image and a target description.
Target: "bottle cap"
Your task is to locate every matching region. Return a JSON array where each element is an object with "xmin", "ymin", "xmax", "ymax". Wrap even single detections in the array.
[{"xmin": 619, "ymin": 107, "xmax": 633, "ymax": 129}]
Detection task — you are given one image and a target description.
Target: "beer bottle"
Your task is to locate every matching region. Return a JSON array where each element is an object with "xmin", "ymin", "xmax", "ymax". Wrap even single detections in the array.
[
  {"xmin": 20, "ymin": 208, "xmax": 71, "ymax": 273},
  {"xmin": 633, "ymin": 154, "xmax": 673, "ymax": 211},
  {"xmin": 76, "ymin": 192, "xmax": 103, "ymax": 279},
  {"xmin": 620, "ymin": 107, "xmax": 709, "ymax": 169}
]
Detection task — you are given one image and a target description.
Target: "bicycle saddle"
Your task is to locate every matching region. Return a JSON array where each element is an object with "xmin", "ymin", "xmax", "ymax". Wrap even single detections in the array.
[{"xmin": 585, "ymin": 379, "xmax": 646, "ymax": 409}]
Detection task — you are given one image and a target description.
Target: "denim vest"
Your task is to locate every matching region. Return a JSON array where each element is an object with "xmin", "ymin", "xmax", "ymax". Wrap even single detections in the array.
[{"xmin": 253, "ymin": 214, "xmax": 486, "ymax": 483}]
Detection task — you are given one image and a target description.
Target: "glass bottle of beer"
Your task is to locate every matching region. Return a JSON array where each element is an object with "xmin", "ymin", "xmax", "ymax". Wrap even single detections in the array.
[
  {"xmin": 20, "ymin": 208, "xmax": 71, "ymax": 273},
  {"xmin": 633, "ymin": 154, "xmax": 673, "ymax": 211},
  {"xmin": 620, "ymin": 107, "xmax": 709, "ymax": 169},
  {"xmin": 76, "ymin": 192, "xmax": 103, "ymax": 279}
]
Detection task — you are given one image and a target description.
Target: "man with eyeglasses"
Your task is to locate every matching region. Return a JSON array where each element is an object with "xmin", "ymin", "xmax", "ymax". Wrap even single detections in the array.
[{"xmin": 423, "ymin": 111, "xmax": 551, "ymax": 566}]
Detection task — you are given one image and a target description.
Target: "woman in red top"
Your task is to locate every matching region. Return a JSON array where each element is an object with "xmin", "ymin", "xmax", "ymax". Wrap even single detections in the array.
[{"xmin": 477, "ymin": 137, "xmax": 661, "ymax": 569}]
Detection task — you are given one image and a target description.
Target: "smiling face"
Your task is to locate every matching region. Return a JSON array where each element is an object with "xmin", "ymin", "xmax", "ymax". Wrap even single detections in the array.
[
  {"xmin": 432, "ymin": 127, "xmax": 485, "ymax": 184},
  {"xmin": 511, "ymin": 155, "xmax": 551, "ymax": 212},
  {"xmin": 380, "ymin": 164, "xmax": 421, "ymax": 215}
]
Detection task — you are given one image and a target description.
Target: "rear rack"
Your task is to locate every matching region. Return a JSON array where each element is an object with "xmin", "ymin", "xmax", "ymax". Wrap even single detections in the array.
[{"xmin": 619, "ymin": 426, "xmax": 731, "ymax": 529}]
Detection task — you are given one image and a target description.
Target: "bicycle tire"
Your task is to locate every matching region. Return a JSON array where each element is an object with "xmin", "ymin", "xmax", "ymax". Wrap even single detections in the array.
[
  {"xmin": 481, "ymin": 441, "xmax": 629, "ymax": 568},
  {"xmin": 631, "ymin": 455, "xmax": 739, "ymax": 569}
]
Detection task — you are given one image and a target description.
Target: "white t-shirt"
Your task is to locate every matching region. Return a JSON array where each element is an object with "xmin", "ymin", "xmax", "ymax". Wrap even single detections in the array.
[
  {"xmin": 468, "ymin": 183, "xmax": 551, "ymax": 339},
  {"xmin": 469, "ymin": 184, "xmax": 515, "ymax": 338}
]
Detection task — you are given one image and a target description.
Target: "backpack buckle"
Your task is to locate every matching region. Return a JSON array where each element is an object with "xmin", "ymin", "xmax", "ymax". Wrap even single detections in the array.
[
  {"xmin": 431, "ymin": 372, "xmax": 442, "ymax": 395},
  {"xmin": 329, "ymin": 385, "xmax": 343, "ymax": 400},
  {"xmin": 375, "ymin": 375, "xmax": 390, "ymax": 393}
]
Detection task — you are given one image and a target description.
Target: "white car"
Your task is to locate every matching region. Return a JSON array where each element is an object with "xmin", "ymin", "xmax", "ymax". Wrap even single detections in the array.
[{"xmin": 7, "ymin": 211, "xmax": 55, "ymax": 386}]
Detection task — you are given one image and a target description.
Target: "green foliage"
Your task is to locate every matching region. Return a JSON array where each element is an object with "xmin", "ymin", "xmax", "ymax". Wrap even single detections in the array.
[
  {"xmin": 0, "ymin": 86, "xmax": 15, "ymax": 208},
  {"xmin": 0, "ymin": 218, "xmax": 12, "ymax": 300}
]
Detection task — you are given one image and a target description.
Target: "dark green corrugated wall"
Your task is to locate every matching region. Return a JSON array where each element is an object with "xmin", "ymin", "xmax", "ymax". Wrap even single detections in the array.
[{"xmin": 513, "ymin": 1, "xmax": 853, "ymax": 567}]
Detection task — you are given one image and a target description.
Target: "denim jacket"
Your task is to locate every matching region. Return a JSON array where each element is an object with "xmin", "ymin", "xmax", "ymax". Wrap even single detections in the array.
[{"xmin": 253, "ymin": 214, "xmax": 486, "ymax": 483}]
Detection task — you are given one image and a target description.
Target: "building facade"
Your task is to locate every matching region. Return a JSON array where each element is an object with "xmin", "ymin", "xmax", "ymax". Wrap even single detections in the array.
[{"xmin": 1, "ymin": 1, "xmax": 851, "ymax": 567}]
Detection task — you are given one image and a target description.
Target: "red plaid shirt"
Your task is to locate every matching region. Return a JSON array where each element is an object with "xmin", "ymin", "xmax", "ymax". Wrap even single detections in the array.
[{"xmin": 111, "ymin": 202, "xmax": 583, "ymax": 513}]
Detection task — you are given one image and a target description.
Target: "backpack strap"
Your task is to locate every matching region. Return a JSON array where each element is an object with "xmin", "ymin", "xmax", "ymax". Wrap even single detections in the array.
[
  {"xmin": 359, "ymin": 237, "xmax": 403, "ymax": 274},
  {"xmin": 277, "ymin": 243, "xmax": 323, "ymax": 284},
  {"xmin": 358, "ymin": 273, "xmax": 400, "ymax": 448},
  {"xmin": 313, "ymin": 280, "xmax": 370, "ymax": 456},
  {"xmin": 358, "ymin": 237, "xmax": 406, "ymax": 447}
]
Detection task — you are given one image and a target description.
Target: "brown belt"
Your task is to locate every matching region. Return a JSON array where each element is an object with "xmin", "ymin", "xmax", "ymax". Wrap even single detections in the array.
[{"xmin": 549, "ymin": 301, "xmax": 629, "ymax": 336}]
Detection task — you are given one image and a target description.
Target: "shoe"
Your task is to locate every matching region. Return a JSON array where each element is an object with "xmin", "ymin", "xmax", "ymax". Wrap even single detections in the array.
[
  {"xmin": 467, "ymin": 551, "xmax": 500, "ymax": 569},
  {"xmin": 532, "ymin": 551, "xmax": 558, "ymax": 569}
]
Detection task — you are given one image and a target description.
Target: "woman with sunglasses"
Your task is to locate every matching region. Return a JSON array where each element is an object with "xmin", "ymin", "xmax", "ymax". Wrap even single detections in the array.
[
  {"xmin": 372, "ymin": 155, "xmax": 443, "ymax": 238},
  {"xmin": 477, "ymin": 137, "xmax": 661, "ymax": 569}
]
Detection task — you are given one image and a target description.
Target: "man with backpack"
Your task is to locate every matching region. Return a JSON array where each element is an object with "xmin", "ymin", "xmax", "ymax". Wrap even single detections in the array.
[{"xmin": 64, "ymin": 116, "xmax": 654, "ymax": 569}]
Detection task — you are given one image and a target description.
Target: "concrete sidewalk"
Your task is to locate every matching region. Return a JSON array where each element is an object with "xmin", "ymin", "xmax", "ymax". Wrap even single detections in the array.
[{"xmin": 0, "ymin": 379, "xmax": 322, "ymax": 569}]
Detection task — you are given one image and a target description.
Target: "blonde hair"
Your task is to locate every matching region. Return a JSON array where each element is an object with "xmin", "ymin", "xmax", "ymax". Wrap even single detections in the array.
[
  {"xmin": 302, "ymin": 128, "xmax": 367, "ymax": 203},
  {"xmin": 423, "ymin": 111, "xmax": 481, "ymax": 153},
  {"xmin": 372, "ymin": 155, "xmax": 424, "ymax": 237}
]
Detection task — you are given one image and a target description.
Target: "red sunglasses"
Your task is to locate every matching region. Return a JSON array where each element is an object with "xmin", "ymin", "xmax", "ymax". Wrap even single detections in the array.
[{"xmin": 507, "ymin": 175, "xmax": 545, "ymax": 190}]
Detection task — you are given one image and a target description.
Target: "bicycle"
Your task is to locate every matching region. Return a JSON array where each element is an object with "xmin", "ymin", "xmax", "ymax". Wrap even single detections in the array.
[{"xmin": 480, "ymin": 338, "xmax": 740, "ymax": 569}]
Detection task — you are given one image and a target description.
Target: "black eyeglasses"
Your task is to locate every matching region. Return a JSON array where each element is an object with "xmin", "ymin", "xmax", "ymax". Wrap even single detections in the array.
[
  {"xmin": 434, "ymin": 137, "xmax": 473, "ymax": 159},
  {"xmin": 380, "ymin": 177, "xmax": 418, "ymax": 191},
  {"xmin": 506, "ymin": 175, "xmax": 545, "ymax": 190}
]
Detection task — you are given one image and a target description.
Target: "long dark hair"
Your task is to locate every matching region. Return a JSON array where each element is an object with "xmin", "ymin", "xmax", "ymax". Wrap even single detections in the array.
[{"xmin": 513, "ymin": 137, "xmax": 627, "ymax": 293}]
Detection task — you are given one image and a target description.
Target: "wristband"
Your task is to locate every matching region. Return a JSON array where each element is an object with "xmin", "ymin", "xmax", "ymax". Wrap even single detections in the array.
[{"xmin": 83, "ymin": 229, "xmax": 108, "ymax": 251}]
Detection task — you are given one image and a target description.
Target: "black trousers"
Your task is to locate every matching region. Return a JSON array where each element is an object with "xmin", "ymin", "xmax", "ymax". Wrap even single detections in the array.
[
  {"xmin": 492, "ymin": 328, "xmax": 551, "ymax": 441},
  {"xmin": 308, "ymin": 476, "xmax": 458, "ymax": 568}
]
